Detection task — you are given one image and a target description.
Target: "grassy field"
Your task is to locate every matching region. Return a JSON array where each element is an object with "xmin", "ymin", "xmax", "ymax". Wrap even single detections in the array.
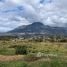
[
  {"xmin": 0, "ymin": 58, "xmax": 67, "ymax": 67},
  {"xmin": 0, "ymin": 39, "xmax": 67, "ymax": 67}
]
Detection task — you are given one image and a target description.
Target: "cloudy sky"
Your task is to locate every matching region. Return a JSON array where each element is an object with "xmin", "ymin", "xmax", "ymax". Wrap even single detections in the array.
[{"xmin": 0, "ymin": 0, "xmax": 67, "ymax": 32}]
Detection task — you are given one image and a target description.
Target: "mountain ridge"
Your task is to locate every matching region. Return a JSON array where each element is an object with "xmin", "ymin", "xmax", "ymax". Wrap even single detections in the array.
[{"xmin": 9, "ymin": 22, "xmax": 67, "ymax": 35}]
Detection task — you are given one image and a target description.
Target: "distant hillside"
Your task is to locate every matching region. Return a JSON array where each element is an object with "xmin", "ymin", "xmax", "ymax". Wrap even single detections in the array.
[{"xmin": 9, "ymin": 22, "xmax": 67, "ymax": 35}]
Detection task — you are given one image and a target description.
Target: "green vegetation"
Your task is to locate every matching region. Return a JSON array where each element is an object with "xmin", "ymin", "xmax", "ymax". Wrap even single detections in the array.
[
  {"xmin": 0, "ymin": 61, "xmax": 27, "ymax": 67},
  {"xmin": 0, "ymin": 58, "xmax": 67, "ymax": 67},
  {"xmin": 15, "ymin": 45, "xmax": 28, "ymax": 55},
  {"xmin": 0, "ymin": 36, "xmax": 66, "ymax": 67}
]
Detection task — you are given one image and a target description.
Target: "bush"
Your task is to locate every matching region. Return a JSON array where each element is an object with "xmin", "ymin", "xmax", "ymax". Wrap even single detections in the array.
[
  {"xmin": 15, "ymin": 45, "xmax": 28, "ymax": 55},
  {"xmin": 33, "ymin": 38, "xmax": 43, "ymax": 42},
  {"xmin": 24, "ymin": 53, "xmax": 40, "ymax": 61}
]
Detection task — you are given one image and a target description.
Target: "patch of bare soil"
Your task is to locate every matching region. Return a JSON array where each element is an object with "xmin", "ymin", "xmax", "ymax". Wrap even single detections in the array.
[{"xmin": 0, "ymin": 55, "xmax": 24, "ymax": 62}]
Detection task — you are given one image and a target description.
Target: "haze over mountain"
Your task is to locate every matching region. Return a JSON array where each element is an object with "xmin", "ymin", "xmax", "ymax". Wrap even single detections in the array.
[{"xmin": 9, "ymin": 22, "xmax": 67, "ymax": 35}]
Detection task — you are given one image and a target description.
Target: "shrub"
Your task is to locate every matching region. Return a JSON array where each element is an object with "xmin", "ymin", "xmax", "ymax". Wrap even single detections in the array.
[
  {"xmin": 24, "ymin": 53, "xmax": 39, "ymax": 61},
  {"xmin": 15, "ymin": 45, "xmax": 28, "ymax": 55},
  {"xmin": 33, "ymin": 38, "xmax": 43, "ymax": 42}
]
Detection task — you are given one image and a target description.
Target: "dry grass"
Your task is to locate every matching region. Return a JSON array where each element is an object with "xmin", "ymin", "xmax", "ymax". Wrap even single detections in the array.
[{"xmin": 0, "ymin": 39, "xmax": 67, "ymax": 62}]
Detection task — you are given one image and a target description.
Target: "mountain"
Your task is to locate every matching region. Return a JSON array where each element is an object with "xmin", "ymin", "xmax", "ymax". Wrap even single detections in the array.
[{"xmin": 9, "ymin": 22, "xmax": 67, "ymax": 35}]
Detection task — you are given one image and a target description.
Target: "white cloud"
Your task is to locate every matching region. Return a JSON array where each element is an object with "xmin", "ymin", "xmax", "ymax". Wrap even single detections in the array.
[{"xmin": 0, "ymin": 0, "xmax": 67, "ymax": 32}]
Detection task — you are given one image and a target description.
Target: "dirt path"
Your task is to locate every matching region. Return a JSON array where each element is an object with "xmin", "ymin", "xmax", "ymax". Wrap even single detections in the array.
[{"xmin": 0, "ymin": 55, "xmax": 24, "ymax": 62}]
